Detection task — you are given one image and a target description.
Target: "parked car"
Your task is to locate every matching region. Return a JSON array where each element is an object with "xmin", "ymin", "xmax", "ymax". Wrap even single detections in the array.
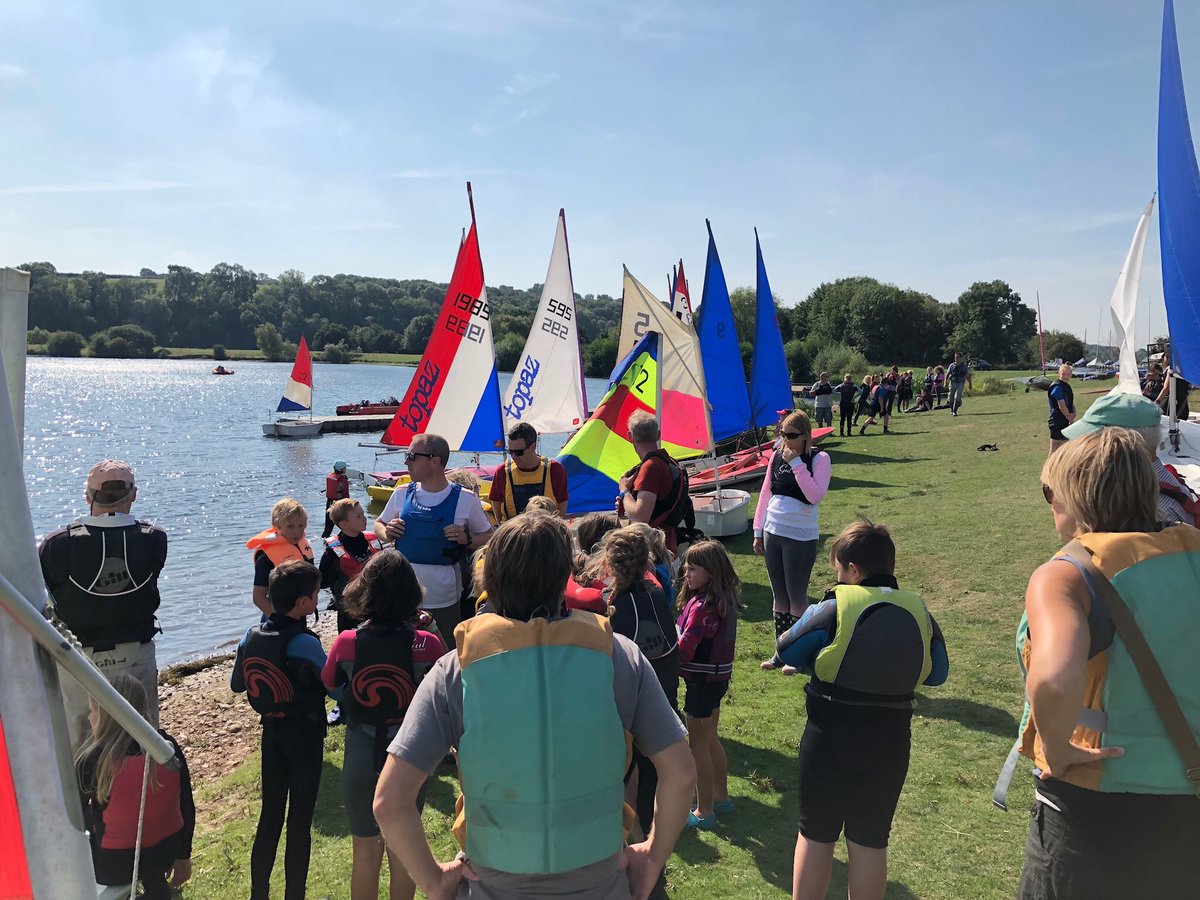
[{"xmin": 970, "ymin": 358, "xmax": 993, "ymax": 370}]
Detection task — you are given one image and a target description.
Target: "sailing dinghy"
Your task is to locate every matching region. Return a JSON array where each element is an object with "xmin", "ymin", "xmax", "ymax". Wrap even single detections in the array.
[
  {"xmin": 262, "ymin": 336, "xmax": 322, "ymax": 437},
  {"xmin": 380, "ymin": 193, "xmax": 504, "ymax": 453}
]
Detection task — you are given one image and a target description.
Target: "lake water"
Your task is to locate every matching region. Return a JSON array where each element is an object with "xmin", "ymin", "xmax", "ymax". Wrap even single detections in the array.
[{"xmin": 21, "ymin": 357, "xmax": 608, "ymax": 664}]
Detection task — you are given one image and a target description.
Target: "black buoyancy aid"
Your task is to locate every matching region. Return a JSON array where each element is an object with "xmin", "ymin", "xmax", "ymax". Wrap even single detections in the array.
[
  {"xmin": 624, "ymin": 449, "xmax": 691, "ymax": 529},
  {"xmin": 98, "ymin": 750, "xmax": 184, "ymax": 850},
  {"xmin": 770, "ymin": 451, "xmax": 815, "ymax": 504},
  {"xmin": 343, "ymin": 623, "xmax": 417, "ymax": 771},
  {"xmin": 1048, "ymin": 379, "xmax": 1075, "ymax": 422},
  {"xmin": 51, "ymin": 520, "xmax": 166, "ymax": 647},
  {"xmin": 607, "ymin": 584, "xmax": 678, "ymax": 661},
  {"xmin": 240, "ymin": 616, "xmax": 325, "ymax": 722},
  {"xmin": 503, "ymin": 459, "xmax": 552, "ymax": 518}
]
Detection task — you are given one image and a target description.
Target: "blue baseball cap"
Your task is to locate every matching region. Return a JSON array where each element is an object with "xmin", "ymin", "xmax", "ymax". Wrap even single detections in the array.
[{"xmin": 333, "ymin": 460, "xmax": 348, "ymax": 472}]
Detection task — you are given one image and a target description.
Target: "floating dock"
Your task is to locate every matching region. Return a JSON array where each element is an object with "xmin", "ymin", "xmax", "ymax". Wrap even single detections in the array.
[{"xmin": 312, "ymin": 415, "xmax": 393, "ymax": 433}]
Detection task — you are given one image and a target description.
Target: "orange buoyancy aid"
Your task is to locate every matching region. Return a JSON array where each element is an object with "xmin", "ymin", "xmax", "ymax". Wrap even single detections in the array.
[{"xmin": 246, "ymin": 529, "xmax": 314, "ymax": 566}]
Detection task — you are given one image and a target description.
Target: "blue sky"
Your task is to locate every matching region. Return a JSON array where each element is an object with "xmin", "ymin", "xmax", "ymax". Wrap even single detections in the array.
[{"xmin": 0, "ymin": 2, "xmax": 1193, "ymax": 341}]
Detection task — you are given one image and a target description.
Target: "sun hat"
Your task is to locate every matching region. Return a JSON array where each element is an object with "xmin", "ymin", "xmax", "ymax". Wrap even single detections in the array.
[
  {"xmin": 86, "ymin": 459, "xmax": 135, "ymax": 506},
  {"xmin": 1062, "ymin": 392, "xmax": 1162, "ymax": 440},
  {"xmin": 333, "ymin": 460, "xmax": 348, "ymax": 472}
]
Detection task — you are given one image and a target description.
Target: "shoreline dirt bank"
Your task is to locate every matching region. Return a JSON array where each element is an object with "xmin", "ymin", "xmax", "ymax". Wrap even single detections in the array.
[{"xmin": 157, "ymin": 615, "xmax": 337, "ymax": 783}]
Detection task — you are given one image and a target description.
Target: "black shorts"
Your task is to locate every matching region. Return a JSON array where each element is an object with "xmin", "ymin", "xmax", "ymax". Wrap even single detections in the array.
[
  {"xmin": 1048, "ymin": 415, "xmax": 1069, "ymax": 441},
  {"xmin": 1018, "ymin": 778, "xmax": 1200, "ymax": 899},
  {"xmin": 683, "ymin": 679, "xmax": 728, "ymax": 719},
  {"xmin": 796, "ymin": 692, "xmax": 912, "ymax": 849}
]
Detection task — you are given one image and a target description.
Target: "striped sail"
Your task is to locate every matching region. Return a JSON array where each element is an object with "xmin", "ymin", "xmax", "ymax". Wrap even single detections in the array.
[
  {"xmin": 559, "ymin": 332, "xmax": 660, "ymax": 514},
  {"xmin": 616, "ymin": 268, "xmax": 712, "ymax": 459},
  {"xmin": 502, "ymin": 210, "xmax": 588, "ymax": 435},
  {"xmin": 382, "ymin": 221, "xmax": 504, "ymax": 451},
  {"xmin": 276, "ymin": 336, "xmax": 313, "ymax": 412}
]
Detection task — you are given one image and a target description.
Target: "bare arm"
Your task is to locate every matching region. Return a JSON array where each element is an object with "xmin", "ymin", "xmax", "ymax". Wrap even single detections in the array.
[
  {"xmin": 623, "ymin": 738, "xmax": 696, "ymax": 900},
  {"xmin": 252, "ymin": 586, "xmax": 271, "ymax": 617},
  {"xmin": 1055, "ymin": 399, "xmax": 1073, "ymax": 420},
  {"xmin": 624, "ymin": 490, "xmax": 657, "ymax": 524},
  {"xmin": 1024, "ymin": 561, "xmax": 1123, "ymax": 777},
  {"xmin": 374, "ymin": 756, "xmax": 468, "ymax": 900}
]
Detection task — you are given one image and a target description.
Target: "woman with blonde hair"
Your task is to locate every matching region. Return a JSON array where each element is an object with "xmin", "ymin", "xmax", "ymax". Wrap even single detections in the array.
[
  {"xmin": 1012, "ymin": 428, "xmax": 1200, "ymax": 897},
  {"xmin": 754, "ymin": 409, "xmax": 831, "ymax": 673}
]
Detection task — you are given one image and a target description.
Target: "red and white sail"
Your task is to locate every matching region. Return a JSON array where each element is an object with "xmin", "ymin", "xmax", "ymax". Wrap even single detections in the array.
[
  {"xmin": 276, "ymin": 336, "xmax": 313, "ymax": 412},
  {"xmin": 382, "ymin": 202, "xmax": 504, "ymax": 451}
]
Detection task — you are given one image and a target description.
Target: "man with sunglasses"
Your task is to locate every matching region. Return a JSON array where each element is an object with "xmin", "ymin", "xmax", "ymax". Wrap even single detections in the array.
[
  {"xmin": 373, "ymin": 434, "xmax": 492, "ymax": 648},
  {"xmin": 487, "ymin": 422, "xmax": 570, "ymax": 522}
]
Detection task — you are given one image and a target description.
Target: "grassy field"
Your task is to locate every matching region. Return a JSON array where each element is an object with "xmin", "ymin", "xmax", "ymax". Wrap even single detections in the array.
[{"xmin": 182, "ymin": 383, "xmax": 1088, "ymax": 899}]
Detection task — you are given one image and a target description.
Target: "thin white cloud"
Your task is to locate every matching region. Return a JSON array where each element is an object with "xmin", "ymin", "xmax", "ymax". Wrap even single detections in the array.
[
  {"xmin": 0, "ymin": 180, "xmax": 195, "ymax": 195},
  {"xmin": 472, "ymin": 72, "xmax": 559, "ymax": 136},
  {"xmin": 386, "ymin": 167, "xmax": 518, "ymax": 180},
  {"xmin": 0, "ymin": 63, "xmax": 26, "ymax": 78}
]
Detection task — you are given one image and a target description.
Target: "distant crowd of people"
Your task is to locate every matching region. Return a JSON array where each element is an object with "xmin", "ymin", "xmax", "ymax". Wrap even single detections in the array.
[
  {"xmin": 35, "ymin": 366, "xmax": 1200, "ymax": 898},
  {"xmin": 806, "ymin": 352, "xmax": 974, "ymax": 438}
]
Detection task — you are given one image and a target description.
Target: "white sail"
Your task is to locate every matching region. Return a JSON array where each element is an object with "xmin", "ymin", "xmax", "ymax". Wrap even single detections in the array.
[
  {"xmin": 1108, "ymin": 196, "xmax": 1156, "ymax": 395},
  {"xmin": 503, "ymin": 210, "xmax": 588, "ymax": 434}
]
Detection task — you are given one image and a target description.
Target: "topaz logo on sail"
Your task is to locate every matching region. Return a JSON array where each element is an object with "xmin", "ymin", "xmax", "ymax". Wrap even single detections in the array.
[
  {"xmin": 503, "ymin": 356, "xmax": 541, "ymax": 421},
  {"xmin": 397, "ymin": 359, "xmax": 442, "ymax": 432}
]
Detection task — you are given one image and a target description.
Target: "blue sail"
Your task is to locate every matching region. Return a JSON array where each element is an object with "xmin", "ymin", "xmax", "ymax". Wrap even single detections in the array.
[
  {"xmin": 1159, "ymin": 0, "xmax": 1200, "ymax": 383},
  {"xmin": 696, "ymin": 221, "xmax": 753, "ymax": 441},
  {"xmin": 749, "ymin": 230, "xmax": 793, "ymax": 427}
]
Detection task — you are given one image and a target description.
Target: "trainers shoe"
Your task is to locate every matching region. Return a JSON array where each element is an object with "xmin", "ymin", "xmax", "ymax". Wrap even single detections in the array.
[
  {"xmin": 686, "ymin": 810, "xmax": 719, "ymax": 830},
  {"xmin": 760, "ymin": 657, "xmax": 781, "ymax": 671},
  {"xmin": 781, "ymin": 665, "xmax": 799, "ymax": 676},
  {"xmin": 326, "ymin": 705, "xmax": 343, "ymax": 727}
]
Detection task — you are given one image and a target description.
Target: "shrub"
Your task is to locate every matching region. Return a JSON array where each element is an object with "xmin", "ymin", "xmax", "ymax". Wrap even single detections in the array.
[
  {"xmin": 88, "ymin": 325, "xmax": 156, "ymax": 358},
  {"xmin": 784, "ymin": 339, "xmax": 810, "ymax": 384},
  {"xmin": 46, "ymin": 331, "xmax": 86, "ymax": 357},
  {"xmin": 811, "ymin": 342, "xmax": 871, "ymax": 382},
  {"xmin": 212, "ymin": 344, "xmax": 228, "ymax": 360},
  {"xmin": 27, "ymin": 327, "xmax": 50, "ymax": 345},
  {"xmin": 321, "ymin": 342, "xmax": 353, "ymax": 364},
  {"xmin": 969, "ymin": 374, "xmax": 1018, "ymax": 396}
]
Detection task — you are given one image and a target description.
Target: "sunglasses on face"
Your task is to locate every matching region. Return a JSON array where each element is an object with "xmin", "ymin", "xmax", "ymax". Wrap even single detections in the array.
[
  {"xmin": 1041, "ymin": 483, "xmax": 1054, "ymax": 505},
  {"xmin": 782, "ymin": 431, "xmax": 806, "ymax": 440},
  {"xmin": 405, "ymin": 451, "xmax": 436, "ymax": 464},
  {"xmin": 508, "ymin": 446, "xmax": 529, "ymax": 457}
]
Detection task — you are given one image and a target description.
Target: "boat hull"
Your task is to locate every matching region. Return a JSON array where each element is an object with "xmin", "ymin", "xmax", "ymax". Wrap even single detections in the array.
[
  {"xmin": 690, "ymin": 489, "xmax": 750, "ymax": 537},
  {"xmin": 336, "ymin": 403, "xmax": 401, "ymax": 416},
  {"xmin": 262, "ymin": 420, "xmax": 323, "ymax": 438}
]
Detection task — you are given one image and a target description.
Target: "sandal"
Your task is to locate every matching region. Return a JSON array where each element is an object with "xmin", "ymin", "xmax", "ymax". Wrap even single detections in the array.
[
  {"xmin": 714, "ymin": 798, "xmax": 735, "ymax": 816},
  {"xmin": 686, "ymin": 810, "xmax": 719, "ymax": 830}
]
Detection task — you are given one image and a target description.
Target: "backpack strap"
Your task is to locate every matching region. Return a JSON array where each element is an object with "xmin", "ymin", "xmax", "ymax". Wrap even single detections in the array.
[{"xmin": 1061, "ymin": 539, "xmax": 1200, "ymax": 797}]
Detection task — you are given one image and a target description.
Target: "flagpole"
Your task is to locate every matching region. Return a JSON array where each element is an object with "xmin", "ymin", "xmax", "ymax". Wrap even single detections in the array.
[{"xmin": 1036, "ymin": 292, "xmax": 1046, "ymax": 375}]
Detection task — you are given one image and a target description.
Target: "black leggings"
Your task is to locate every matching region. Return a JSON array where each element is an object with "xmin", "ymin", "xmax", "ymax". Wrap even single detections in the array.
[
  {"xmin": 839, "ymin": 403, "xmax": 854, "ymax": 434},
  {"xmin": 251, "ymin": 721, "xmax": 325, "ymax": 900}
]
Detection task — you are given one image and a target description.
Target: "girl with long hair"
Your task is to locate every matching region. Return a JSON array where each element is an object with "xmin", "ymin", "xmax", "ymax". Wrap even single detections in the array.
[
  {"xmin": 321, "ymin": 550, "xmax": 446, "ymax": 900},
  {"xmin": 75, "ymin": 674, "xmax": 193, "ymax": 900},
  {"xmin": 675, "ymin": 539, "xmax": 740, "ymax": 829}
]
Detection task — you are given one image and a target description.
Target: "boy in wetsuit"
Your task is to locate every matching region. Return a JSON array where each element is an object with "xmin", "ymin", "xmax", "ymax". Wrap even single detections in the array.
[
  {"xmin": 777, "ymin": 520, "xmax": 948, "ymax": 900},
  {"xmin": 231, "ymin": 560, "xmax": 328, "ymax": 900},
  {"xmin": 835, "ymin": 374, "xmax": 858, "ymax": 437}
]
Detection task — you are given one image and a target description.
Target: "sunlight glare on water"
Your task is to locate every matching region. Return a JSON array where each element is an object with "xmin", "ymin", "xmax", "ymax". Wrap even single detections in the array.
[{"xmin": 23, "ymin": 357, "xmax": 606, "ymax": 664}]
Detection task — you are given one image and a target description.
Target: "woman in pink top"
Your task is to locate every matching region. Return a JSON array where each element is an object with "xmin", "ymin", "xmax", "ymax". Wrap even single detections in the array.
[{"xmin": 753, "ymin": 410, "xmax": 832, "ymax": 673}]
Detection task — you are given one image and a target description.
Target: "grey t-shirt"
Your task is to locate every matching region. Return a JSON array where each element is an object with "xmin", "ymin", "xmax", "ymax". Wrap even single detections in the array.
[{"xmin": 387, "ymin": 630, "xmax": 687, "ymax": 899}]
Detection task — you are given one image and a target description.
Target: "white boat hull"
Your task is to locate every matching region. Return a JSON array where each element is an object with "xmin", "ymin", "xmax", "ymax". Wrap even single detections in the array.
[
  {"xmin": 263, "ymin": 419, "xmax": 323, "ymax": 438},
  {"xmin": 690, "ymin": 489, "xmax": 751, "ymax": 538}
]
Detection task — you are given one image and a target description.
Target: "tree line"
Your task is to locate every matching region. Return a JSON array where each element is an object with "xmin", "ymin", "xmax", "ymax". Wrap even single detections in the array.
[{"xmin": 17, "ymin": 260, "xmax": 1042, "ymax": 379}]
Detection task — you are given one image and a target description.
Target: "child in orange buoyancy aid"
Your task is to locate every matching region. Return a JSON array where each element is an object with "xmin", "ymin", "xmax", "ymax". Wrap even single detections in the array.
[{"xmin": 75, "ymin": 674, "xmax": 194, "ymax": 900}]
